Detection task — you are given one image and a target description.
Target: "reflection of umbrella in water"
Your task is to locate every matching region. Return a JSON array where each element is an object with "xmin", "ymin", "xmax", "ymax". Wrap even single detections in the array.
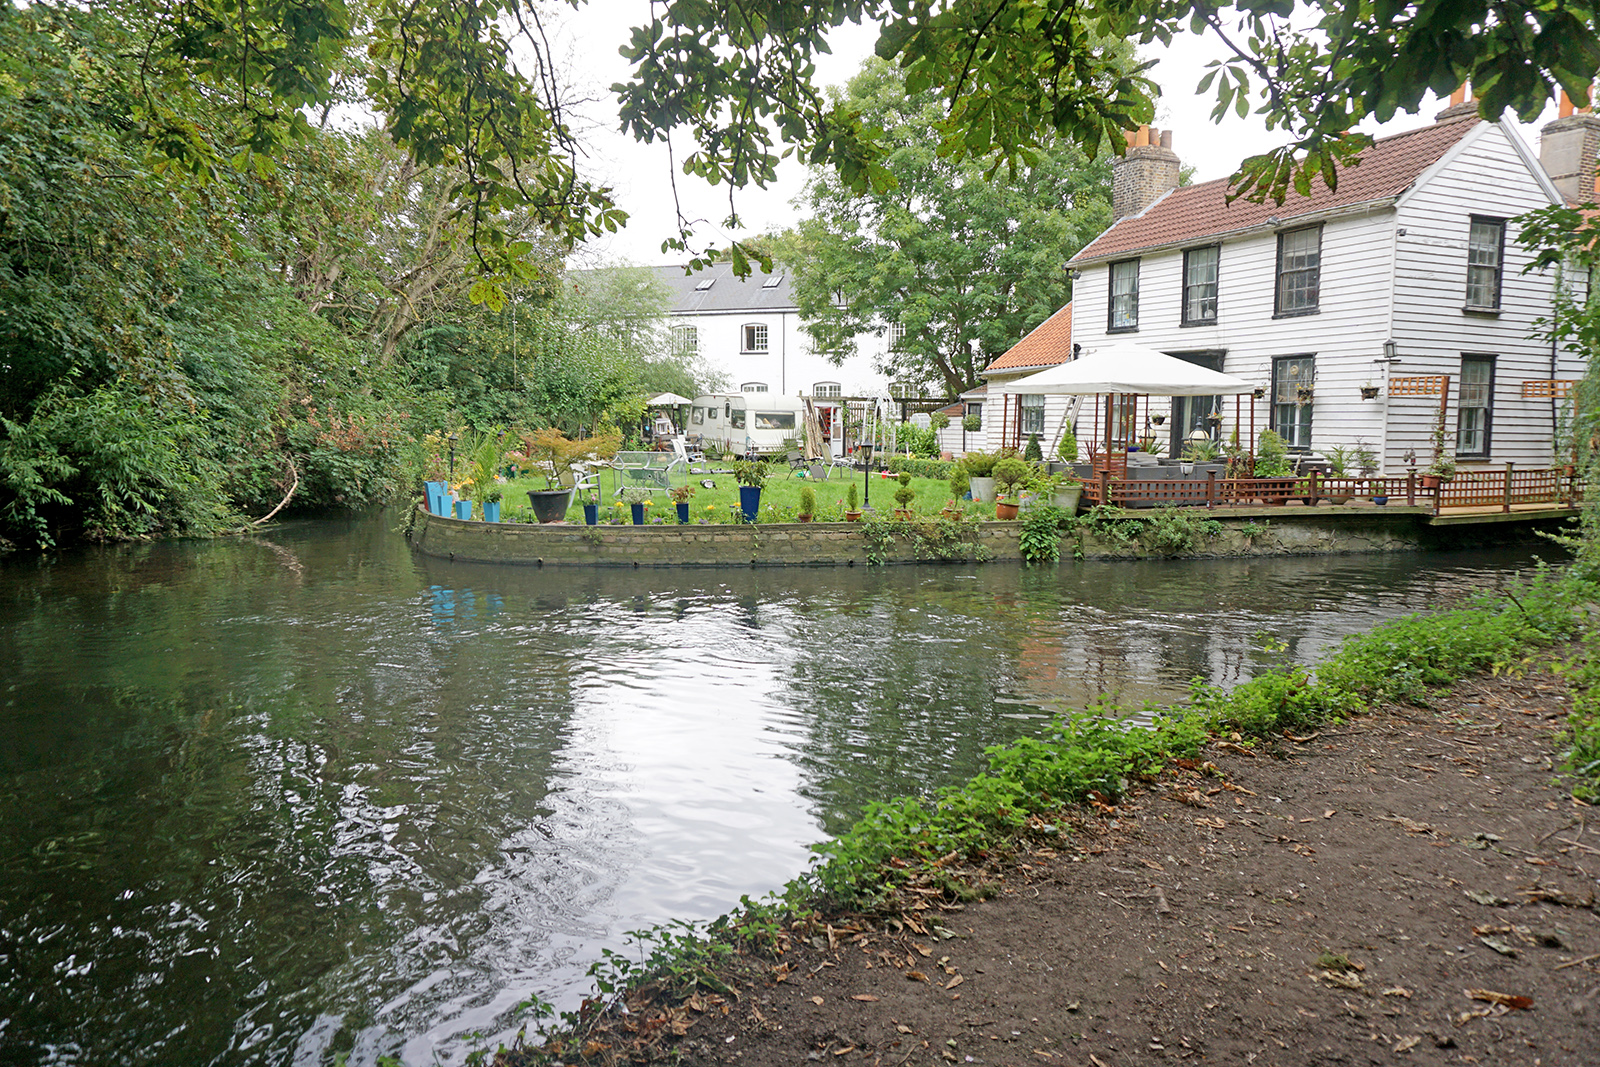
[{"xmin": 645, "ymin": 392, "xmax": 694, "ymax": 406}]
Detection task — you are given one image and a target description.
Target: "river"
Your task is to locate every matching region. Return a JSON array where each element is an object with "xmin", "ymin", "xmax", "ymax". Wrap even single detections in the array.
[{"xmin": 0, "ymin": 513, "xmax": 1563, "ymax": 1066}]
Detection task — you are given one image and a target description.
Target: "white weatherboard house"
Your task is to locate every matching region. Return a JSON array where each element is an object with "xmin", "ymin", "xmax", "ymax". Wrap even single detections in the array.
[
  {"xmin": 654, "ymin": 263, "xmax": 889, "ymax": 400},
  {"xmin": 991, "ymin": 99, "xmax": 1592, "ymax": 474}
]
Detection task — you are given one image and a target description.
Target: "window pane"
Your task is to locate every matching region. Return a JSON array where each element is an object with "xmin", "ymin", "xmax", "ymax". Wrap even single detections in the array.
[
  {"xmin": 1276, "ymin": 228, "xmax": 1320, "ymax": 313},
  {"xmin": 1456, "ymin": 356, "xmax": 1493, "ymax": 454},
  {"xmin": 1184, "ymin": 246, "xmax": 1219, "ymax": 322},
  {"xmin": 1272, "ymin": 356, "xmax": 1314, "ymax": 447},
  {"xmin": 1110, "ymin": 260, "xmax": 1139, "ymax": 329},
  {"xmin": 1466, "ymin": 219, "xmax": 1503, "ymax": 307},
  {"xmin": 744, "ymin": 324, "xmax": 768, "ymax": 351},
  {"xmin": 1022, "ymin": 394, "xmax": 1045, "ymax": 435}
]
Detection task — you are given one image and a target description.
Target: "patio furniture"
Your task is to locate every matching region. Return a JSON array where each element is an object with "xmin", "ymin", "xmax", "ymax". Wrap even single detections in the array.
[{"xmin": 612, "ymin": 450, "xmax": 685, "ymax": 491}]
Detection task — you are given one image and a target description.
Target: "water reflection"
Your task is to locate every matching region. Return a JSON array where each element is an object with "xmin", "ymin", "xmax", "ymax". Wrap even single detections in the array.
[{"xmin": 0, "ymin": 517, "xmax": 1562, "ymax": 1066}]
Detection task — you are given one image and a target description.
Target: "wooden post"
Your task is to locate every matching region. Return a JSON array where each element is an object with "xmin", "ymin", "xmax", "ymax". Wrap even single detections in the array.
[
  {"xmin": 1406, "ymin": 470, "xmax": 1415, "ymax": 507},
  {"xmin": 1099, "ymin": 468, "xmax": 1111, "ymax": 508},
  {"xmin": 1206, "ymin": 469, "xmax": 1216, "ymax": 507},
  {"xmin": 1308, "ymin": 469, "xmax": 1319, "ymax": 506},
  {"xmin": 1503, "ymin": 462, "xmax": 1514, "ymax": 513}
]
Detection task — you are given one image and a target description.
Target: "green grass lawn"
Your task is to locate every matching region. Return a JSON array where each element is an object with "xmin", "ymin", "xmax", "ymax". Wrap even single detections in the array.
[{"xmin": 497, "ymin": 465, "xmax": 990, "ymax": 524}]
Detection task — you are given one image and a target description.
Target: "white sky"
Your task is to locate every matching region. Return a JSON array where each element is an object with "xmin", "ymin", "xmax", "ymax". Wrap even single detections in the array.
[{"xmin": 549, "ymin": 5, "xmax": 1555, "ymax": 268}]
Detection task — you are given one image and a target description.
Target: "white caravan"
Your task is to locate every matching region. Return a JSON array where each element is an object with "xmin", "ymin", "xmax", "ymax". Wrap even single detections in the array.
[{"xmin": 688, "ymin": 393, "xmax": 805, "ymax": 457}]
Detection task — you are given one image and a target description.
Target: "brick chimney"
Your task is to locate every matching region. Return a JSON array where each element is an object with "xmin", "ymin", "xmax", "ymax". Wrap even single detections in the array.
[
  {"xmin": 1540, "ymin": 88, "xmax": 1600, "ymax": 204},
  {"xmin": 1434, "ymin": 83, "xmax": 1479, "ymax": 122},
  {"xmin": 1111, "ymin": 125, "xmax": 1180, "ymax": 221}
]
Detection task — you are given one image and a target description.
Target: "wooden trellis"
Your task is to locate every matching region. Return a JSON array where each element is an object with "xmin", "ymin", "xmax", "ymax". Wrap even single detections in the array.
[
  {"xmin": 1520, "ymin": 379, "xmax": 1579, "ymax": 399},
  {"xmin": 1388, "ymin": 375, "xmax": 1450, "ymax": 397}
]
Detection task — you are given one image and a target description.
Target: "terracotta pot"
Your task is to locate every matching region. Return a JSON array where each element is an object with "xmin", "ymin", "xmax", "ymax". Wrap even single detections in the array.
[
  {"xmin": 893, "ymin": 509, "xmax": 915, "ymax": 521},
  {"xmin": 845, "ymin": 510, "xmax": 863, "ymax": 522},
  {"xmin": 940, "ymin": 507, "xmax": 963, "ymax": 522},
  {"xmin": 797, "ymin": 514, "xmax": 813, "ymax": 523},
  {"xmin": 995, "ymin": 501, "xmax": 1020, "ymax": 520}
]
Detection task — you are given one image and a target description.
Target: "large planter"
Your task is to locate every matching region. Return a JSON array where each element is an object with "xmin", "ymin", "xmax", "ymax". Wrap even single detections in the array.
[
  {"xmin": 1050, "ymin": 486, "xmax": 1083, "ymax": 513},
  {"xmin": 676, "ymin": 502, "xmax": 691, "ymax": 524},
  {"xmin": 527, "ymin": 488, "xmax": 574, "ymax": 524},
  {"xmin": 630, "ymin": 502, "xmax": 648, "ymax": 525},
  {"xmin": 969, "ymin": 476, "xmax": 997, "ymax": 503},
  {"xmin": 424, "ymin": 480, "xmax": 448, "ymax": 514},
  {"xmin": 454, "ymin": 499, "xmax": 473, "ymax": 520},
  {"xmin": 738, "ymin": 485, "xmax": 762, "ymax": 522},
  {"xmin": 995, "ymin": 500, "xmax": 1020, "ymax": 520},
  {"xmin": 482, "ymin": 501, "xmax": 502, "ymax": 523},
  {"xmin": 583, "ymin": 502, "xmax": 599, "ymax": 526}
]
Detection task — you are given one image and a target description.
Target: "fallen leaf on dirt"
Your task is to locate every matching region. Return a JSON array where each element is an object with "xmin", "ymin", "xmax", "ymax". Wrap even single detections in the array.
[
  {"xmin": 1089, "ymin": 1055, "xmax": 1111, "ymax": 1067},
  {"xmin": 1454, "ymin": 1008, "xmax": 1493, "ymax": 1026},
  {"xmin": 811, "ymin": 997, "xmax": 824, "ymax": 1006},
  {"xmin": 1221, "ymin": 781, "xmax": 1258, "ymax": 794},
  {"xmin": 581, "ymin": 1041, "xmax": 608, "ymax": 1058},
  {"xmin": 1466, "ymin": 988, "xmax": 1533, "ymax": 1010},
  {"xmin": 945, "ymin": 974, "xmax": 965, "ymax": 989},
  {"xmin": 1382, "ymin": 814, "xmax": 1435, "ymax": 834},
  {"xmin": 1317, "ymin": 970, "xmax": 1363, "ymax": 990},
  {"xmin": 1283, "ymin": 731, "xmax": 1320, "ymax": 742},
  {"xmin": 1464, "ymin": 889, "xmax": 1509, "ymax": 906},
  {"xmin": 912, "ymin": 943, "xmax": 932, "ymax": 957},
  {"xmin": 1393, "ymin": 1035, "xmax": 1422, "ymax": 1052},
  {"xmin": 1477, "ymin": 936, "xmax": 1518, "ymax": 957},
  {"xmin": 1140, "ymin": 858, "xmax": 1165, "ymax": 872},
  {"xmin": 1195, "ymin": 816, "xmax": 1226, "ymax": 829},
  {"xmin": 833, "ymin": 1045, "xmax": 856, "ymax": 1055},
  {"xmin": 1382, "ymin": 987, "xmax": 1413, "ymax": 998},
  {"xmin": 850, "ymin": 994, "xmax": 879, "ymax": 1002},
  {"xmin": 1323, "ymin": 809, "xmax": 1335, "ymax": 818},
  {"xmin": 1172, "ymin": 789, "xmax": 1209, "ymax": 808},
  {"xmin": 896, "ymin": 1024, "xmax": 914, "ymax": 1034},
  {"xmin": 906, "ymin": 971, "xmax": 929, "ymax": 983}
]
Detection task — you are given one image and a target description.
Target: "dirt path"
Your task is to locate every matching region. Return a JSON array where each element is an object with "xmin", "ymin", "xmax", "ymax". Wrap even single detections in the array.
[{"xmin": 553, "ymin": 669, "xmax": 1600, "ymax": 1067}]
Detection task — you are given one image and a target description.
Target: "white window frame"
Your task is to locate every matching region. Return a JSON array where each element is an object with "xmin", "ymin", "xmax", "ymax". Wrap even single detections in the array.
[
  {"xmin": 1021, "ymin": 394, "xmax": 1045, "ymax": 436},
  {"xmin": 741, "ymin": 382, "xmax": 768, "ymax": 393},
  {"xmin": 742, "ymin": 323, "xmax": 769, "ymax": 353},
  {"xmin": 812, "ymin": 382, "xmax": 842, "ymax": 398}
]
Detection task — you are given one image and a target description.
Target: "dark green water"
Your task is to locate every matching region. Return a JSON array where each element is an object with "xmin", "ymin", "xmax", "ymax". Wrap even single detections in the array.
[{"xmin": 0, "ymin": 514, "xmax": 1561, "ymax": 1065}]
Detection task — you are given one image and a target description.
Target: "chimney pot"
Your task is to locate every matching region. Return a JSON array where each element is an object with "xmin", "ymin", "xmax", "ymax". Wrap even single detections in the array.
[
  {"xmin": 1112, "ymin": 125, "xmax": 1181, "ymax": 221},
  {"xmin": 1160, "ymin": 129, "xmax": 1173, "ymax": 150}
]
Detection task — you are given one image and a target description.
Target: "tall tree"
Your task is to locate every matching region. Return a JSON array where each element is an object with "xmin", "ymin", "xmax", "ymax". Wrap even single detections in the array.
[
  {"xmin": 618, "ymin": 0, "xmax": 1600, "ymax": 258},
  {"xmin": 784, "ymin": 60, "xmax": 1110, "ymax": 396}
]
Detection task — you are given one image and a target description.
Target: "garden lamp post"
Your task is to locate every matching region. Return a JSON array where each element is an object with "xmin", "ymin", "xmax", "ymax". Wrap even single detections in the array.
[
  {"xmin": 861, "ymin": 438, "xmax": 874, "ymax": 510},
  {"xmin": 447, "ymin": 434, "xmax": 458, "ymax": 483}
]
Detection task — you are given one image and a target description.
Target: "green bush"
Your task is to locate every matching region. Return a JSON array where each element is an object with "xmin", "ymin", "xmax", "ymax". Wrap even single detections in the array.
[
  {"xmin": 1057, "ymin": 424, "xmax": 1079, "ymax": 463},
  {"xmin": 885, "ymin": 455, "xmax": 956, "ymax": 479},
  {"xmin": 1024, "ymin": 433, "xmax": 1042, "ymax": 461},
  {"xmin": 798, "ymin": 485, "xmax": 816, "ymax": 516},
  {"xmin": 962, "ymin": 451, "xmax": 997, "ymax": 477}
]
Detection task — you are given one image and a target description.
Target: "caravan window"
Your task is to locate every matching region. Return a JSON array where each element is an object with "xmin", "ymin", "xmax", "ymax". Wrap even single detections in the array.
[
  {"xmin": 732, "ymin": 408, "xmax": 746, "ymax": 429},
  {"xmin": 754, "ymin": 411, "xmax": 796, "ymax": 431},
  {"xmin": 691, "ymin": 406, "xmax": 704, "ymax": 425},
  {"xmin": 706, "ymin": 406, "xmax": 718, "ymax": 421}
]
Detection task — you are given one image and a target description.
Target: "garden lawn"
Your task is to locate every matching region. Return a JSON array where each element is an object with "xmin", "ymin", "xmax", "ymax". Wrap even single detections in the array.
[{"xmin": 498, "ymin": 466, "xmax": 982, "ymax": 524}]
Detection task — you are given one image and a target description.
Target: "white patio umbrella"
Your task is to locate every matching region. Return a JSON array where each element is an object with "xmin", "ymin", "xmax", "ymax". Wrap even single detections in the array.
[
  {"xmin": 645, "ymin": 391, "xmax": 695, "ymax": 406},
  {"xmin": 999, "ymin": 341, "xmax": 1255, "ymax": 396}
]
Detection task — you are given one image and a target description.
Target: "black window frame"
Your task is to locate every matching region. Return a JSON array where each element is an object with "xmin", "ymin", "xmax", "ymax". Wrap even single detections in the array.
[
  {"xmin": 1181, "ymin": 245, "xmax": 1220, "ymax": 326},
  {"xmin": 1455, "ymin": 354, "xmax": 1495, "ymax": 458},
  {"xmin": 1107, "ymin": 259, "xmax": 1140, "ymax": 332},
  {"xmin": 1273, "ymin": 225, "xmax": 1322, "ymax": 318},
  {"xmin": 1270, "ymin": 354, "xmax": 1316, "ymax": 449},
  {"xmin": 1464, "ymin": 216, "xmax": 1506, "ymax": 312}
]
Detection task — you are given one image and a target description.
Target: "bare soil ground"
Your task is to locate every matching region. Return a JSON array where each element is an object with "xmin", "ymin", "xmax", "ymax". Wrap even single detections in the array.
[{"xmin": 548, "ymin": 669, "xmax": 1600, "ymax": 1067}]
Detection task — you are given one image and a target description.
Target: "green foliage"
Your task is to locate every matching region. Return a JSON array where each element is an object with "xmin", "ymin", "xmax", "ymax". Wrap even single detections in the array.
[
  {"xmin": 1019, "ymin": 505, "xmax": 1066, "ymax": 565},
  {"xmin": 846, "ymin": 480, "xmax": 859, "ymax": 512},
  {"xmin": 1140, "ymin": 507, "xmax": 1225, "ymax": 555},
  {"xmin": 961, "ymin": 452, "xmax": 997, "ymax": 478},
  {"xmin": 1056, "ymin": 424, "xmax": 1078, "ymax": 463},
  {"xmin": 798, "ymin": 485, "xmax": 817, "ymax": 516},
  {"xmin": 992, "ymin": 456, "xmax": 1032, "ymax": 499},
  {"xmin": 1182, "ymin": 437, "xmax": 1223, "ymax": 463},
  {"xmin": 857, "ymin": 514, "xmax": 987, "ymax": 565},
  {"xmin": 894, "ymin": 421, "xmax": 940, "ymax": 458},
  {"xmin": 620, "ymin": 0, "xmax": 1590, "ymax": 237},
  {"xmin": 886, "ymin": 455, "xmax": 956, "ymax": 480},
  {"xmin": 929, "ymin": 410, "xmax": 950, "ymax": 431},
  {"xmin": 948, "ymin": 467, "xmax": 970, "ymax": 499},
  {"xmin": 1254, "ymin": 429, "xmax": 1291, "ymax": 477},
  {"xmin": 1023, "ymin": 434, "xmax": 1043, "ymax": 462},
  {"xmin": 1560, "ymin": 632, "xmax": 1600, "ymax": 802},
  {"xmin": 777, "ymin": 59, "xmax": 1113, "ymax": 395},
  {"xmin": 962, "ymin": 413, "xmax": 981, "ymax": 433},
  {"xmin": 732, "ymin": 460, "xmax": 771, "ymax": 488}
]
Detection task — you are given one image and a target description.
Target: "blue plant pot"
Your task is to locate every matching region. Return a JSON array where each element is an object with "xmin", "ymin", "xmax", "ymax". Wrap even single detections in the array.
[
  {"xmin": 483, "ymin": 501, "xmax": 501, "ymax": 523},
  {"xmin": 738, "ymin": 485, "xmax": 762, "ymax": 522},
  {"xmin": 424, "ymin": 480, "xmax": 447, "ymax": 514},
  {"xmin": 630, "ymin": 502, "xmax": 647, "ymax": 525},
  {"xmin": 676, "ymin": 502, "xmax": 690, "ymax": 524},
  {"xmin": 1372, "ymin": 496, "xmax": 1388, "ymax": 506},
  {"xmin": 455, "ymin": 500, "xmax": 473, "ymax": 520},
  {"xmin": 583, "ymin": 503, "xmax": 599, "ymax": 526}
]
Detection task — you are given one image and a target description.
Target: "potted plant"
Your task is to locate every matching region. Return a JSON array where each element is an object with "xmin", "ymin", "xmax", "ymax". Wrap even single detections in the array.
[
  {"xmin": 1150, "ymin": 414, "xmax": 1166, "ymax": 426},
  {"xmin": 1180, "ymin": 436, "xmax": 1222, "ymax": 477},
  {"xmin": 929, "ymin": 410, "xmax": 950, "ymax": 432},
  {"xmin": 582, "ymin": 491, "xmax": 599, "ymax": 526},
  {"xmin": 962, "ymin": 413, "xmax": 981, "ymax": 433},
  {"xmin": 1032, "ymin": 469, "xmax": 1083, "ymax": 513},
  {"xmin": 1296, "ymin": 385, "xmax": 1314, "ymax": 404},
  {"xmin": 1321, "ymin": 445, "xmax": 1355, "ymax": 504},
  {"xmin": 891, "ymin": 471, "xmax": 917, "ymax": 520},
  {"xmin": 482, "ymin": 486, "xmax": 504, "ymax": 523},
  {"xmin": 733, "ymin": 459, "xmax": 769, "ymax": 522},
  {"xmin": 963, "ymin": 451, "xmax": 999, "ymax": 502},
  {"xmin": 1253, "ymin": 429, "xmax": 1294, "ymax": 504},
  {"xmin": 1055, "ymin": 424, "xmax": 1078, "ymax": 466},
  {"xmin": 797, "ymin": 485, "xmax": 816, "ymax": 522},
  {"xmin": 509, "ymin": 427, "xmax": 621, "ymax": 524},
  {"xmin": 1421, "ymin": 405, "xmax": 1456, "ymax": 488},
  {"xmin": 669, "ymin": 484, "xmax": 695, "ymax": 524},
  {"xmin": 1359, "ymin": 382, "xmax": 1380, "ymax": 400},
  {"xmin": 620, "ymin": 487, "xmax": 653, "ymax": 525},
  {"xmin": 1251, "ymin": 386, "xmax": 1266, "ymax": 400},
  {"xmin": 844, "ymin": 481, "xmax": 862, "ymax": 521},
  {"xmin": 992, "ymin": 456, "xmax": 1030, "ymax": 519},
  {"xmin": 1024, "ymin": 433, "xmax": 1043, "ymax": 462}
]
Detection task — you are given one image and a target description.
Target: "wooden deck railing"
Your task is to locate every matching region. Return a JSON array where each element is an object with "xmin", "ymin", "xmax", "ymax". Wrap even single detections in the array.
[{"xmin": 1078, "ymin": 465, "xmax": 1579, "ymax": 514}]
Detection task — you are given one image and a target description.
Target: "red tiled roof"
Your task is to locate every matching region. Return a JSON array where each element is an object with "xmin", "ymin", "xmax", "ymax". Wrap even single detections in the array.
[
  {"xmin": 1072, "ymin": 115, "xmax": 1482, "ymax": 264},
  {"xmin": 984, "ymin": 303, "xmax": 1073, "ymax": 373}
]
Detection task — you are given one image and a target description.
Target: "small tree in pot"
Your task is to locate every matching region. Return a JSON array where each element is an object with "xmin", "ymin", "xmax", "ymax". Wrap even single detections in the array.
[
  {"xmin": 797, "ymin": 484, "xmax": 816, "ymax": 522},
  {"xmin": 992, "ymin": 456, "xmax": 1031, "ymax": 518},
  {"xmin": 892, "ymin": 471, "xmax": 916, "ymax": 519}
]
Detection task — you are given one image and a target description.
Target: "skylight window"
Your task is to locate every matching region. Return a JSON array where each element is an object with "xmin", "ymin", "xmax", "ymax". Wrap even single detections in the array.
[
  {"xmin": 694, "ymin": 277, "xmax": 715, "ymax": 291},
  {"xmin": 761, "ymin": 273, "xmax": 783, "ymax": 288}
]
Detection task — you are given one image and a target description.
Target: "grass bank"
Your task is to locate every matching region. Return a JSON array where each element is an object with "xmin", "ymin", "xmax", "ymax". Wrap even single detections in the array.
[{"xmin": 485, "ymin": 565, "xmax": 1600, "ymax": 1064}]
